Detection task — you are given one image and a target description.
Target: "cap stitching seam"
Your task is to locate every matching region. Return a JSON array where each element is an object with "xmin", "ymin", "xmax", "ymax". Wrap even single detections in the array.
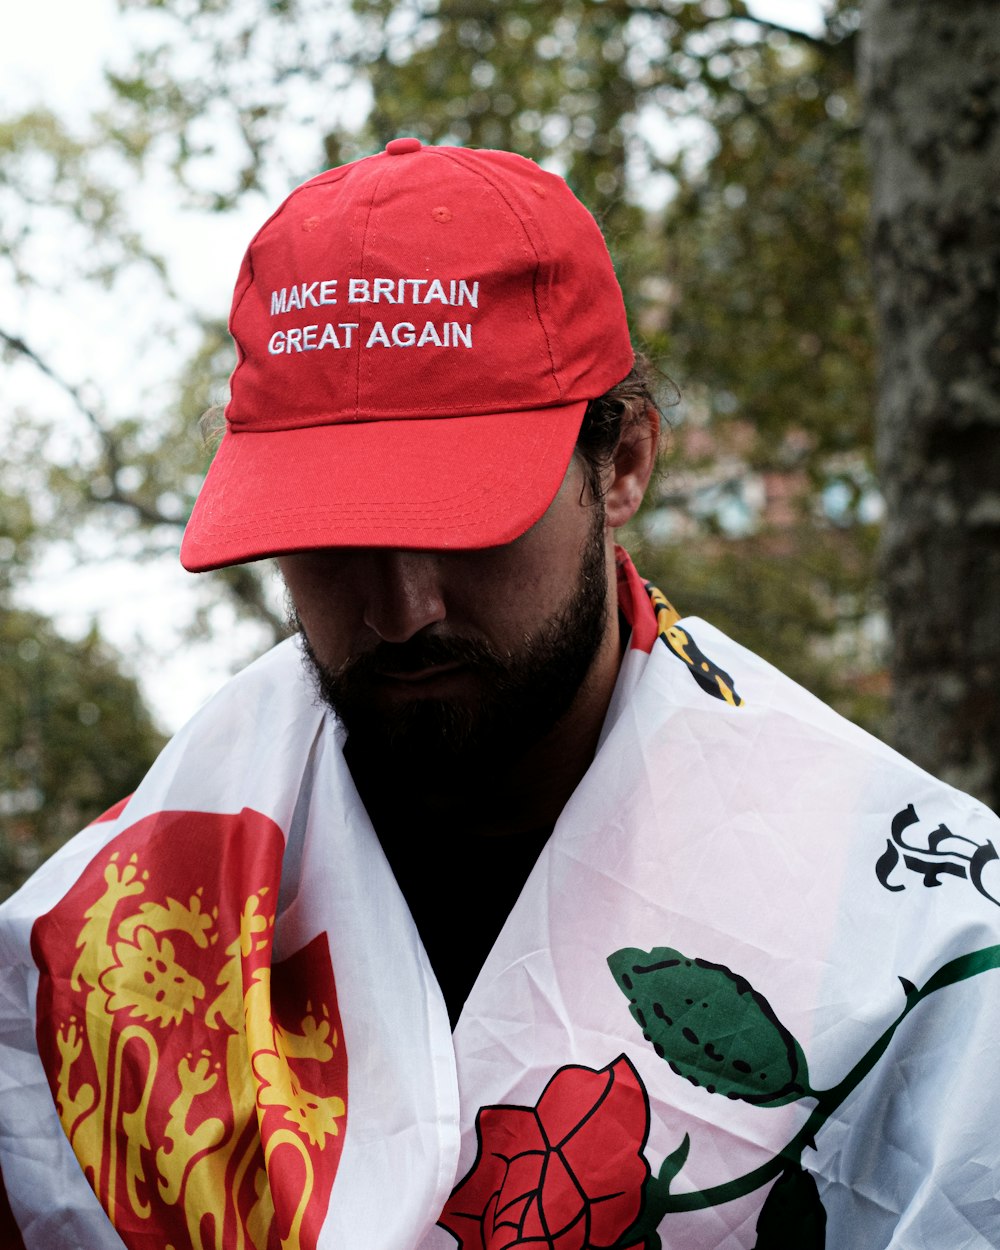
[
  {"xmin": 352, "ymin": 164, "xmax": 394, "ymax": 418},
  {"xmin": 229, "ymin": 167, "xmax": 364, "ymax": 419},
  {"xmin": 433, "ymin": 149, "xmax": 560, "ymax": 397}
]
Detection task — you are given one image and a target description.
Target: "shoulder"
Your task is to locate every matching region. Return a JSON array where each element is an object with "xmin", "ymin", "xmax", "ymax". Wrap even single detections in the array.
[{"xmin": 641, "ymin": 613, "xmax": 999, "ymax": 835}]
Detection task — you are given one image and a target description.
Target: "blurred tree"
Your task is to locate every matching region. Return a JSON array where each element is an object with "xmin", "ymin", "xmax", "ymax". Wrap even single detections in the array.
[
  {"xmin": 0, "ymin": 106, "xmax": 289, "ymax": 645},
  {"xmin": 860, "ymin": 1, "xmax": 1000, "ymax": 806},
  {"xmin": 631, "ymin": 1, "xmax": 879, "ymax": 723},
  {"xmin": 0, "ymin": 427, "xmax": 165, "ymax": 898},
  {"xmin": 0, "ymin": 601, "xmax": 166, "ymax": 900}
]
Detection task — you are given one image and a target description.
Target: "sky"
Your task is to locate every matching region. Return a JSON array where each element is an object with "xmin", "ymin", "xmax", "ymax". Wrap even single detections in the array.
[{"xmin": 2, "ymin": 0, "xmax": 830, "ymax": 735}]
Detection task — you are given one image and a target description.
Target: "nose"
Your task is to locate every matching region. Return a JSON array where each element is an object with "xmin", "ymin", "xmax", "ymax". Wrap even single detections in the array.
[{"xmin": 361, "ymin": 550, "xmax": 448, "ymax": 643}]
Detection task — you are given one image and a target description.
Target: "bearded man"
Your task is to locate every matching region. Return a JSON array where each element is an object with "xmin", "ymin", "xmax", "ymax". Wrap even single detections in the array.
[{"xmin": 2, "ymin": 138, "xmax": 998, "ymax": 1250}]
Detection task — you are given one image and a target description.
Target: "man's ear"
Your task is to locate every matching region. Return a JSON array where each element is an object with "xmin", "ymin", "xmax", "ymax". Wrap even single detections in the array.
[{"xmin": 603, "ymin": 404, "xmax": 661, "ymax": 530}]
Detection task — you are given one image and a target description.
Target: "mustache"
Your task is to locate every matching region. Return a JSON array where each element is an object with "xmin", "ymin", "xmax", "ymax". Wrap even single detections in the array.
[
  {"xmin": 350, "ymin": 635, "xmax": 500, "ymax": 675},
  {"xmin": 338, "ymin": 633, "xmax": 508, "ymax": 680},
  {"xmin": 285, "ymin": 597, "xmax": 507, "ymax": 681},
  {"xmin": 293, "ymin": 620, "xmax": 511, "ymax": 687}
]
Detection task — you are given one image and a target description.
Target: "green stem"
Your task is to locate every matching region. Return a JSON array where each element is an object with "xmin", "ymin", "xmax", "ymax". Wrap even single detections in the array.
[{"xmin": 634, "ymin": 944, "xmax": 1000, "ymax": 1225}]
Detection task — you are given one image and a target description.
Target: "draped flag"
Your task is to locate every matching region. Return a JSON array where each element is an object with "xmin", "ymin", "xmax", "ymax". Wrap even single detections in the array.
[
  {"xmin": 2, "ymin": 551, "xmax": 999, "ymax": 1248},
  {"xmin": 31, "ymin": 808, "xmax": 345, "ymax": 1249}
]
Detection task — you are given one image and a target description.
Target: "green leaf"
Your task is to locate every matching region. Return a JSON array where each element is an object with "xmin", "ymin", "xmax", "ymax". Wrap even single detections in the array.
[{"xmin": 608, "ymin": 946, "xmax": 813, "ymax": 1105}]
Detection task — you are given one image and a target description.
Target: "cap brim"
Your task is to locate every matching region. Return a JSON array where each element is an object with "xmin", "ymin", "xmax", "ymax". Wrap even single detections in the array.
[{"xmin": 180, "ymin": 402, "xmax": 588, "ymax": 572}]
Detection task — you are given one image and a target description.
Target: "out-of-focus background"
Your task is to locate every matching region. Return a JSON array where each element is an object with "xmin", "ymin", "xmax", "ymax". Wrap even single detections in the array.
[{"xmin": 2, "ymin": 0, "xmax": 998, "ymax": 897}]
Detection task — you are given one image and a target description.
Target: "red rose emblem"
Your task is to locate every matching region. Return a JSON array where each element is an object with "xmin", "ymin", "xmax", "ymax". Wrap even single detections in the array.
[{"xmin": 439, "ymin": 1056, "xmax": 651, "ymax": 1250}]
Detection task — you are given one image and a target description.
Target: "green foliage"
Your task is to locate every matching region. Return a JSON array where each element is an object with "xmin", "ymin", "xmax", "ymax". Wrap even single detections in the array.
[
  {"xmin": 0, "ymin": 100, "xmax": 288, "ymax": 640},
  {"xmin": 0, "ymin": 608, "xmax": 167, "ymax": 901},
  {"xmin": 0, "ymin": 107, "xmax": 158, "ymax": 288},
  {"xmin": 0, "ymin": 457, "xmax": 38, "ymax": 600},
  {"xmin": 661, "ymin": 16, "xmax": 873, "ymax": 463}
]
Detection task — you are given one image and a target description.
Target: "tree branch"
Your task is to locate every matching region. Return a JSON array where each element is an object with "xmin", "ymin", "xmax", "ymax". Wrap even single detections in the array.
[
  {"xmin": 594, "ymin": 1, "xmax": 856, "ymax": 60},
  {"xmin": 1, "ymin": 327, "xmax": 170, "ymax": 529},
  {"xmin": 733, "ymin": 13, "xmax": 836, "ymax": 51},
  {"xmin": 1, "ymin": 328, "xmax": 111, "ymax": 451}
]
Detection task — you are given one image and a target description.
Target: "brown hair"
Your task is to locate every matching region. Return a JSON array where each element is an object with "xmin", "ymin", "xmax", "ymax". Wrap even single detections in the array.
[
  {"xmin": 199, "ymin": 403, "xmax": 226, "ymax": 451},
  {"xmin": 574, "ymin": 353, "xmax": 672, "ymax": 500}
]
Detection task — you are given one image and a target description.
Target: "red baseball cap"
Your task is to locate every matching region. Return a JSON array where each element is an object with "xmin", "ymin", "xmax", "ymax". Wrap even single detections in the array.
[{"xmin": 180, "ymin": 138, "xmax": 635, "ymax": 572}]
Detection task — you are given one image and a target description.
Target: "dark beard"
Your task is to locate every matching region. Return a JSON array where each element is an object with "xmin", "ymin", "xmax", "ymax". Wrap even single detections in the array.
[{"xmin": 290, "ymin": 507, "xmax": 611, "ymax": 788}]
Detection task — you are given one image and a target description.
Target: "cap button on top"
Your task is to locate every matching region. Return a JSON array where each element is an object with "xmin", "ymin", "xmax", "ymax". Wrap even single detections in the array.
[{"xmin": 385, "ymin": 137, "xmax": 423, "ymax": 156}]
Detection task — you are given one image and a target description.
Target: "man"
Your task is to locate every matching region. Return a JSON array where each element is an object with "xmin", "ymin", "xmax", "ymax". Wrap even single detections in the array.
[{"xmin": 1, "ymin": 139, "xmax": 998, "ymax": 1250}]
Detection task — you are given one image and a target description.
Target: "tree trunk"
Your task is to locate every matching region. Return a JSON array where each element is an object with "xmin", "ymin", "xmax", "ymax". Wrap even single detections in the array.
[{"xmin": 859, "ymin": 0, "xmax": 1000, "ymax": 808}]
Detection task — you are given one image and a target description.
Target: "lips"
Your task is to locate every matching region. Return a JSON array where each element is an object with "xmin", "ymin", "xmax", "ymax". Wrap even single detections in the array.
[{"xmin": 374, "ymin": 661, "xmax": 469, "ymax": 685}]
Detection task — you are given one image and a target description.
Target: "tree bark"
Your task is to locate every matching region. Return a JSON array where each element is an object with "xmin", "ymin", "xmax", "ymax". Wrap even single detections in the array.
[{"xmin": 860, "ymin": 0, "xmax": 1000, "ymax": 807}]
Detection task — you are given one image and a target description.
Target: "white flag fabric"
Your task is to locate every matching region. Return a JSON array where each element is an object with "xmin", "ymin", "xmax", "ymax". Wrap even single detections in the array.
[{"xmin": 1, "ymin": 550, "xmax": 999, "ymax": 1248}]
